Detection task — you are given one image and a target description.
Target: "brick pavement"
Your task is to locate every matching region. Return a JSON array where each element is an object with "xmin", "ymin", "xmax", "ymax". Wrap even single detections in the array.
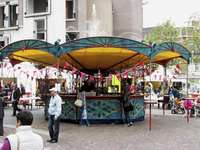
[{"xmin": 0, "ymin": 106, "xmax": 200, "ymax": 150}]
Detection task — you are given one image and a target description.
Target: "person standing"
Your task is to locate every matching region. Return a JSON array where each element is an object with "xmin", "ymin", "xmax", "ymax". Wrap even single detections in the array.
[
  {"xmin": 1, "ymin": 111, "xmax": 43, "ymax": 150},
  {"xmin": 170, "ymin": 86, "xmax": 181, "ymax": 109},
  {"xmin": 121, "ymin": 87, "xmax": 132, "ymax": 127},
  {"xmin": 78, "ymin": 85, "xmax": 90, "ymax": 127},
  {"xmin": 11, "ymin": 84, "xmax": 22, "ymax": 116},
  {"xmin": 47, "ymin": 87, "xmax": 62, "ymax": 143},
  {"xmin": 0, "ymin": 97, "xmax": 4, "ymax": 135},
  {"xmin": 2, "ymin": 81, "xmax": 9, "ymax": 97},
  {"xmin": 20, "ymin": 83, "xmax": 26, "ymax": 108},
  {"xmin": 85, "ymin": 79, "xmax": 95, "ymax": 92}
]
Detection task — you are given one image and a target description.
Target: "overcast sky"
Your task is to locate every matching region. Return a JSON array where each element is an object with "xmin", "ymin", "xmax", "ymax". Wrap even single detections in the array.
[{"xmin": 143, "ymin": 0, "xmax": 200, "ymax": 28}]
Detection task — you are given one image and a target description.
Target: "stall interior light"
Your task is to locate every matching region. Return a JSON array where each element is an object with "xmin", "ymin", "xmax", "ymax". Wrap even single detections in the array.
[{"xmin": 98, "ymin": 69, "xmax": 101, "ymax": 77}]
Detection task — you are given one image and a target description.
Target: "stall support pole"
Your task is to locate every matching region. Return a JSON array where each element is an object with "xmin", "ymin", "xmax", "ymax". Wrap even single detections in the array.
[
  {"xmin": 1, "ymin": 62, "xmax": 3, "ymax": 95},
  {"xmin": 120, "ymin": 68, "xmax": 123, "ymax": 120},
  {"xmin": 75, "ymin": 73, "xmax": 78, "ymax": 122}
]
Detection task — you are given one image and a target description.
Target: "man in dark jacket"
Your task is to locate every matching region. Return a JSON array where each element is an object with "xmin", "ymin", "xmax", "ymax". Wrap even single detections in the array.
[
  {"xmin": 0, "ymin": 97, "xmax": 4, "ymax": 135},
  {"xmin": 11, "ymin": 84, "xmax": 22, "ymax": 116},
  {"xmin": 170, "ymin": 86, "xmax": 180, "ymax": 99}
]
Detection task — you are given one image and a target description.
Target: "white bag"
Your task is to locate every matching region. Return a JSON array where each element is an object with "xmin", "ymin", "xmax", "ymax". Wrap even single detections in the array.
[{"xmin": 74, "ymin": 99, "xmax": 82, "ymax": 107}]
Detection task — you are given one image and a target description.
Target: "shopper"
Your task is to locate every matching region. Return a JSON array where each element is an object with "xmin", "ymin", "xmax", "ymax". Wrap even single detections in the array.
[
  {"xmin": 121, "ymin": 87, "xmax": 133, "ymax": 127},
  {"xmin": 0, "ymin": 97, "xmax": 4, "ymax": 135},
  {"xmin": 47, "ymin": 87, "xmax": 62, "ymax": 143},
  {"xmin": 11, "ymin": 84, "xmax": 22, "ymax": 116},
  {"xmin": 1, "ymin": 111, "xmax": 43, "ymax": 150},
  {"xmin": 78, "ymin": 85, "xmax": 90, "ymax": 127}
]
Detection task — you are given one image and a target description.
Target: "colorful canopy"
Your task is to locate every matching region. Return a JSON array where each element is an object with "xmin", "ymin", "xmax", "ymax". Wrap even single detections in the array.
[{"xmin": 0, "ymin": 37, "xmax": 191, "ymax": 75}]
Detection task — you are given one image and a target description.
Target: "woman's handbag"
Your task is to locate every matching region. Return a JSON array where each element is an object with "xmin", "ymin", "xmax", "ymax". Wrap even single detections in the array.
[
  {"xmin": 74, "ymin": 99, "xmax": 82, "ymax": 107},
  {"xmin": 127, "ymin": 102, "xmax": 134, "ymax": 111}
]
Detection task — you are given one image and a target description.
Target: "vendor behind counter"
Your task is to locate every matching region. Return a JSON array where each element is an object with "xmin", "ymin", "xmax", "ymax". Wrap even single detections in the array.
[{"xmin": 85, "ymin": 79, "xmax": 95, "ymax": 92}]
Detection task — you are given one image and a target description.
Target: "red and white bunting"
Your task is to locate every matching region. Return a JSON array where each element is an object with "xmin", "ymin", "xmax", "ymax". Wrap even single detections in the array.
[
  {"xmin": 80, "ymin": 72, "xmax": 85, "ymax": 79},
  {"xmin": 138, "ymin": 61, "xmax": 145, "ymax": 67},
  {"xmin": 72, "ymin": 68, "xmax": 77, "ymax": 75},
  {"xmin": 144, "ymin": 67, "xmax": 148, "ymax": 72},
  {"xmin": 107, "ymin": 77, "xmax": 112, "ymax": 83},
  {"xmin": 116, "ymin": 74, "xmax": 121, "ymax": 81},
  {"xmin": 99, "ymin": 77, "xmax": 103, "ymax": 83},
  {"xmin": 90, "ymin": 76, "xmax": 94, "ymax": 82},
  {"xmin": 131, "ymin": 67, "xmax": 136, "ymax": 73}
]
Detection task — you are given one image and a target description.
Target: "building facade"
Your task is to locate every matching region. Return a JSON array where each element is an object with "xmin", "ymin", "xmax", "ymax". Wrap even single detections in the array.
[{"xmin": 0, "ymin": 0, "xmax": 143, "ymax": 47}]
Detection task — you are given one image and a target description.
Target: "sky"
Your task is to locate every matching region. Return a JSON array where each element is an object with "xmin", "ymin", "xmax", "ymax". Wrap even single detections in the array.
[{"xmin": 143, "ymin": 0, "xmax": 200, "ymax": 28}]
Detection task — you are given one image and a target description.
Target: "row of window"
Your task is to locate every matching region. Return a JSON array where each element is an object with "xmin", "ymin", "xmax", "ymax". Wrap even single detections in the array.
[{"xmin": 0, "ymin": 0, "xmax": 75, "ymax": 28}]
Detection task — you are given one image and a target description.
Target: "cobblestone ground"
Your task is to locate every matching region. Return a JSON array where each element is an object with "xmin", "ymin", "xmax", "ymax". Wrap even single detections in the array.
[{"xmin": 0, "ymin": 113, "xmax": 200, "ymax": 150}]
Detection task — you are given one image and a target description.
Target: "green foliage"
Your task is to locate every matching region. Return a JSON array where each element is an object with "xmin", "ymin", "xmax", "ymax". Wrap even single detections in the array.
[
  {"xmin": 145, "ymin": 19, "xmax": 182, "ymax": 68},
  {"xmin": 182, "ymin": 12, "xmax": 200, "ymax": 66},
  {"xmin": 189, "ymin": 79, "xmax": 198, "ymax": 83}
]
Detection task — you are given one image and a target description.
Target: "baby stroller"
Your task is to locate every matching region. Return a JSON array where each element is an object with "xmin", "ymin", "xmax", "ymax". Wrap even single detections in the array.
[{"xmin": 170, "ymin": 91, "xmax": 185, "ymax": 114}]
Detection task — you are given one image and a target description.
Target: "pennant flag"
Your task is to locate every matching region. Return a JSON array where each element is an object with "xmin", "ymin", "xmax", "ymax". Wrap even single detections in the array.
[
  {"xmin": 72, "ymin": 68, "xmax": 77, "ymax": 75},
  {"xmin": 13, "ymin": 68, "xmax": 17, "ymax": 73},
  {"xmin": 18, "ymin": 67, "xmax": 21, "ymax": 70},
  {"xmin": 47, "ymin": 67, "xmax": 50, "ymax": 74},
  {"xmin": 31, "ymin": 77, "xmax": 33, "ymax": 81},
  {"xmin": 7, "ymin": 66, "xmax": 12, "ymax": 70},
  {"xmin": 99, "ymin": 77, "xmax": 103, "ymax": 83},
  {"xmin": 131, "ymin": 67, "xmax": 136, "ymax": 73},
  {"xmin": 147, "ymin": 72, "xmax": 150, "ymax": 76},
  {"xmin": 54, "ymin": 64, "xmax": 58, "ymax": 69},
  {"xmin": 40, "ymin": 70, "xmax": 43, "ymax": 76},
  {"xmin": 164, "ymin": 76, "xmax": 166, "ymax": 80},
  {"xmin": 138, "ymin": 61, "xmax": 145, "ymax": 67},
  {"xmin": 136, "ymin": 76, "xmax": 139, "ymax": 79},
  {"xmin": 3, "ymin": 63, "xmax": 7, "ymax": 68},
  {"xmin": 115, "ymin": 72, "xmax": 118, "ymax": 75},
  {"xmin": 36, "ymin": 78, "xmax": 38, "ymax": 81},
  {"xmin": 33, "ymin": 71, "xmax": 37, "ymax": 77},
  {"xmin": 167, "ymin": 75, "xmax": 169, "ymax": 79},
  {"xmin": 171, "ymin": 72, "xmax": 174, "ymax": 76},
  {"xmin": 173, "ymin": 76, "xmax": 176, "ymax": 79},
  {"xmin": 176, "ymin": 64, "xmax": 182, "ymax": 70},
  {"xmin": 54, "ymin": 72, "xmax": 56, "ymax": 76},
  {"xmin": 144, "ymin": 67, "xmax": 148, "ymax": 72},
  {"xmin": 124, "ymin": 71, "xmax": 128, "ymax": 77},
  {"xmin": 152, "ymin": 68, "xmax": 155, "ymax": 72},
  {"xmin": 159, "ymin": 75, "xmax": 162, "ymax": 81},
  {"xmin": 27, "ymin": 74, "xmax": 29, "ymax": 78},
  {"xmin": 90, "ymin": 76, "xmax": 94, "ymax": 82},
  {"xmin": 116, "ymin": 74, "xmax": 121, "ymax": 81},
  {"xmin": 59, "ymin": 59, "xmax": 62, "ymax": 64},
  {"xmin": 80, "ymin": 72, "xmax": 85, "ymax": 79},
  {"xmin": 175, "ymin": 70, "xmax": 179, "ymax": 74},
  {"xmin": 107, "ymin": 77, "xmax": 112, "ymax": 83},
  {"xmin": 67, "ymin": 70, "xmax": 69, "ymax": 73},
  {"xmin": 154, "ymin": 75, "xmax": 157, "ymax": 80},
  {"xmin": 18, "ymin": 70, "xmax": 23, "ymax": 76},
  {"xmin": 26, "ymin": 71, "xmax": 29, "ymax": 75},
  {"xmin": 63, "ymin": 62, "xmax": 69, "ymax": 69}
]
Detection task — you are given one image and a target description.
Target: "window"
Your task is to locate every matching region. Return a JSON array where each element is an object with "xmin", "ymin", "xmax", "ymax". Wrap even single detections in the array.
[
  {"xmin": 66, "ymin": 0, "xmax": 75, "ymax": 19},
  {"xmin": 9, "ymin": 5, "xmax": 18, "ymax": 27},
  {"xmin": 66, "ymin": 33, "xmax": 76, "ymax": 41},
  {"xmin": 25, "ymin": 0, "xmax": 50, "ymax": 17},
  {"xmin": 35, "ymin": 19, "xmax": 46, "ymax": 40},
  {"xmin": 0, "ymin": 6, "xmax": 5, "ymax": 28}
]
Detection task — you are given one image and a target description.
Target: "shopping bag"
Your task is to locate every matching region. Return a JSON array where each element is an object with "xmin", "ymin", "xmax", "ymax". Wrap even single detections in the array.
[{"xmin": 82, "ymin": 108, "xmax": 87, "ymax": 119}]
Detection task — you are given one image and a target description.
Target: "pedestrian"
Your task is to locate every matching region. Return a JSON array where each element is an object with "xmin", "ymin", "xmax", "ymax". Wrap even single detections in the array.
[
  {"xmin": 1, "ymin": 111, "xmax": 43, "ymax": 150},
  {"xmin": 78, "ymin": 85, "xmax": 90, "ymax": 127},
  {"xmin": 47, "ymin": 87, "xmax": 62, "ymax": 143},
  {"xmin": 170, "ymin": 86, "xmax": 180, "ymax": 109},
  {"xmin": 2, "ymin": 81, "xmax": 9, "ymax": 97},
  {"xmin": 20, "ymin": 83, "xmax": 26, "ymax": 108},
  {"xmin": 11, "ymin": 84, "xmax": 22, "ymax": 116},
  {"xmin": 120, "ymin": 87, "xmax": 133, "ymax": 127},
  {"xmin": 0, "ymin": 96, "xmax": 4, "ymax": 136}
]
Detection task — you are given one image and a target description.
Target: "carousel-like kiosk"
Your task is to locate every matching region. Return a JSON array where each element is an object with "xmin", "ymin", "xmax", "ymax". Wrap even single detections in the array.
[{"xmin": 0, "ymin": 37, "xmax": 191, "ymax": 124}]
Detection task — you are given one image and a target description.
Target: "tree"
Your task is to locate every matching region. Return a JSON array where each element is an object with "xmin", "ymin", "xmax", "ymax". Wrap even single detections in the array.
[
  {"xmin": 182, "ymin": 12, "xmax": 200, "ymax": 66},
  {"xmin": 146, "ymin": 19, "xmax": 181, "ymax": 43},
  {"xmin": 145, "ymin": 19, "xmax": 184, "ymax": 68}
]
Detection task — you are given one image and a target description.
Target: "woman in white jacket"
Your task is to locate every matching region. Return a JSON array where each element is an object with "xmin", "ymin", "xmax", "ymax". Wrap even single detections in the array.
[{"xmin": 1, "ymin": 111, "xmax": 43, "ymax": 150}]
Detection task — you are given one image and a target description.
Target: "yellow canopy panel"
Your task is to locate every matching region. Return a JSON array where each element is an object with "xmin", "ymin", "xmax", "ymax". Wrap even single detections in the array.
[
  {"xmin": 59, "ymin": 47, "xmax": 150, "ymax": 70},
  {"xmin": 9, "ymin": 49, "xmax": 58, "ymax": 66}
]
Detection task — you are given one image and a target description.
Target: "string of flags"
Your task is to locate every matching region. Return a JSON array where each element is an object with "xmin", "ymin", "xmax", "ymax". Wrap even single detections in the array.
[{"xmin": 2, "ymin": 60, "xmax": 182, "ymax": 84}]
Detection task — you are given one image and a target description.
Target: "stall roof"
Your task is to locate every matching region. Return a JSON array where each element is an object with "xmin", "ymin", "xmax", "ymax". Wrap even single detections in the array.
[{"xmin": 0, "ymin": 37, "xmax": 191, "ymax": 75}]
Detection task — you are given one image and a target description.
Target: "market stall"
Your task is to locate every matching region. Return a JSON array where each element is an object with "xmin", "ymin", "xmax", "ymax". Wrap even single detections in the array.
[{"xmin": 0, "ymin": 37, "xmax": 191, "ymax": 124}]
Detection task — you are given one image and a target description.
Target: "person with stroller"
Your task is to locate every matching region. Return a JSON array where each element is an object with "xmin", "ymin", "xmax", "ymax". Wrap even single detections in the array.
[{"xmin": 169, "ymin": 86, "xmax": 181, "ymax": 109}]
